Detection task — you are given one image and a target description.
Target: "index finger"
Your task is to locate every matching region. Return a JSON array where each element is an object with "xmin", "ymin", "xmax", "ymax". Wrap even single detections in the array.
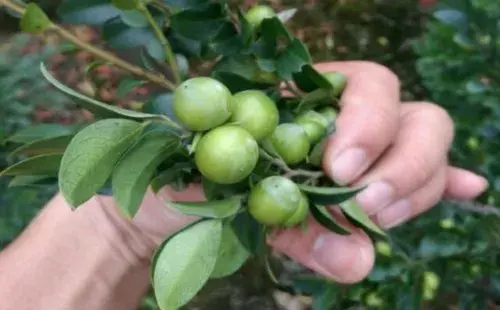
[{"xmin": 314, "ymin": 61, "xmax": 401, "ymax": 185}]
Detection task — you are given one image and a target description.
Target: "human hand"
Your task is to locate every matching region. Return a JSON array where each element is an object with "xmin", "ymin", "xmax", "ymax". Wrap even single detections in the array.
[{"xmin": 106, "ymin": 61, "xmax": 488, "ymax": 284}]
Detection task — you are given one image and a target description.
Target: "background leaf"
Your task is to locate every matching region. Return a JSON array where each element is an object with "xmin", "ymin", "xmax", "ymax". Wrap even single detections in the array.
[
  {"xmin": 169, "ymin": 196, "xmax": 243, "ymax": 219},
  {"xmin": 152, "ymin": 219, "xmax": 223, "ymax": 310},
  {"xmin": 9, "ymin": 135, "xmax": 73, "ymax": 158},
  {"xmin": 57, "ymin": 0, "xmax": 121, "ymax": 26},
  {"xmin": 59, "ymin": 119, "xmax": 143, "ymax": 207},
  {"xmin": 112, "ymin": 131, "xmax": 181, "ymax": 218},
  {"xmin": 0, "ymin": 153, "xmax": 62, "ymax": 177},
  {"xmin": 4, "ymin": 124, "xmax": 76, "ymax": 144}
]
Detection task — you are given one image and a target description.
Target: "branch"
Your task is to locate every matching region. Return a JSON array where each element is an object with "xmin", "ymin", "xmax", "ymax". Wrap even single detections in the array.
[
  {"xmin": 1, "ymin": 0, "xmax": 176, "ymax": 91},
  {"xmin": 139, "ymin": 3, "xmax": 181, "ymax": 84},
  {"xmin": 447, "ymin": 199, "xmax": 500, "ymax": 218},
  {"xmin": 259, "ymin": 149, "xmax": 325, "ymax": 180}
]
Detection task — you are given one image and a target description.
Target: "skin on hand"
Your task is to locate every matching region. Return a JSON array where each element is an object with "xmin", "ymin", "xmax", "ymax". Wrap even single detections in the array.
[{"xmin": 76, "ymin": 61, "xmax": 491, "ymax": 285}]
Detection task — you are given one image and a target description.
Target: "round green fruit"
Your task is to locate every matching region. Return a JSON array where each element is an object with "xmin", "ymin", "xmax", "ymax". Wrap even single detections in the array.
[
  {"xmin": 245, "ymin": 5, "xmax": 276, "ymax": 30},
  {"xmin": 248, "ymin": 176, "xmax": 309, "ymax": 227},
  {"xmin": 195, "ymin": 125, "xmax": 259, "ymax": 184},
  {"xmin": 323, "ymin": 71, "xmax": 348, "ymax": 96},
  {"xmin": 230, "ymin": 90, "xmax": 279, "ymax": 141},
  {"xmin": 173, "ymin": 77, "xmax": 232, "ymax": 131},
  {"xmin": 294, "ymin": 110, "xmax": 329, "ymax": 144},
  {"xmin": 317, "ymin": 106, "xmax": 337, "ymax": 122},
  {"xmin": 268, "ymin": 123, "xmax": 310, "ymax": 165}
]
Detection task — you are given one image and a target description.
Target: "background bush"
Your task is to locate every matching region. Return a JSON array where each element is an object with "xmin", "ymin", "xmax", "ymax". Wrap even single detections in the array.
[{"xmin": 1, "ymin": 0, "xmax": 499, "ymax": 309}]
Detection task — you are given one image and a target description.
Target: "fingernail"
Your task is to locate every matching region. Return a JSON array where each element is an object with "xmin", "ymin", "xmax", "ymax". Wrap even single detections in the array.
[
  {"xmin": 330, "ymin": 148, "xmax": 367, "ymax": 185},
  {"xmin": 355, "ymin": 181, "xmax": 395, "ymax": 215},
  {"xmin": 377, "ymin": 199, "xmax": 412, "ymax": 229},
  {"xmin": 312, "ymin": 233, "xmax": 368, "ymax": 282}
]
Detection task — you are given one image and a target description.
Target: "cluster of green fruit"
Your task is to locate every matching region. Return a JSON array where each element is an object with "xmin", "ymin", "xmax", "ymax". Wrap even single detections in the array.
[{"xmin": 172, "ymin": 74, "xmax": 341, "ymax": 227}]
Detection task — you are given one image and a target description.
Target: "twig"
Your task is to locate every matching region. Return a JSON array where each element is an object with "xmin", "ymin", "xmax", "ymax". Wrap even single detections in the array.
[
  {"xmin": 259, "ymin": 149, "xmax": 325, "ymax": 180},
  {"xmin": 152, "ymin": 0, "xmax": 171, "ymax": 12},
  {"xmin": 284, "ymin": 80, "xmax": 304, "ymax": 99},
  {"xmin": 139, "ymin": 3, "xmax": 181, "ymax": 85},
  {"xmin": 447, "ymin": 199, "xmax": 500, "ymax": 218},
  {"xmin": 1, "ymin": 0, "xmax": 176, "ymax": 91}
]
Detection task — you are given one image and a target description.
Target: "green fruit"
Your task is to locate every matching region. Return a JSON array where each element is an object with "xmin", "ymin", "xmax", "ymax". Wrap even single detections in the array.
[
  {"xmin": 269, "ymin": 123, "xmax": 310, "ymax": 165},
  {"xmin": 245, "ymin": 5, "xmax": 276, "ymax": 30},
  {"xmin": 195, "ymin": 125, "xmax": 258, "ymax": 184},
  {"xmin": 248, "ymin": 176, "xmax": 308, "ymax": 227},
  {"xmin": 317, "ymin": 106, "xmax": 337, "ymax": 122},
  {"xmin": 294, "ymin": 110, "xmax": 329, "ymax": 144},
  {"xmin": 323, "ymin": 71, "xmax": 348, "ymax": 96},
  {"xmin": 230, "ymin": 90, "xmax": 279, "ymax": 141},
  {"xmin": 173, "ymin": 77, "xmax": 232, "ymax": 131}
]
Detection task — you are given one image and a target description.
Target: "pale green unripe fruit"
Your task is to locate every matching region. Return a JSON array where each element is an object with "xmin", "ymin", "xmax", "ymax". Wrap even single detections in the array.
[
  {"xmin": 294, "ymin": 110, "xmax": 330, "ymax": 144},
  {"xmin": 195, "ymin": 125, "xmax": 258, "ymax": 184},
  {"xmin": 173, "ymin": 77, "xmax": 232, "ymax": 131},
  {"xmin": 248, "ymin": 176, "xmax": 309, "ymax": 227},
  {"xmin": 245, "ymin": 5, "xmax": 276, "ymax": 30},
  {"xmin": 268, "ymin": 123, "xmax": 310, "ymax": 165},
  {"xmin": 322, "ymin": 71, "xmax": 348, "ymax": 96},
  {"xmin": 229, "ymin": 90, "xmax": 279, "ymax": 141}
]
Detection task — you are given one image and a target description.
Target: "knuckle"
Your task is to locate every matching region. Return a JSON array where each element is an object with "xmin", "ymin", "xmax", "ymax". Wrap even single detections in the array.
[
  {"xmin": 357, "ymin": 61, "xmax": 400, "ymax": 88},
  {"xmin": 416, "ymin": 102, "xmax": 455, "ymax": 138},
  {"xmin": 405, "ymin": 152, "xmax": 433, "ymax": 188}
]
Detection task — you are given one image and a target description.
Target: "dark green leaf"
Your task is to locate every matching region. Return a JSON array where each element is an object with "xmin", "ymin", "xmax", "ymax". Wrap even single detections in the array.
[
  {"xmin": 276, "ymin": 38, "xmax": 312, "ymax": 80},
  {"xmin": 297, "ymin": 184, "xmax": 366, "ymax": 205},
  {"xmin": 5, "ymin": 124, "xmax": 76, "ymax": 144},
  {"xmin": 293, "ymin": 64, "xmax": 335, "ymax": 93},
  {"xmin": 169, "ymin": 196, "xmax": 243, "ymax": 219},
  {"xmin": 418, "ymin": 233, "xmax": 468, "ymax": 258},
  {"xmin": 433, "ymin": 9, "xmax": 467, "ymax": 30},
  {"xmin": 58, "ymin": 0, "xmax": 121, "ymax": 26},
  {"xmin": 310, "ymin": 204, "xmax": 351, "ymax": 235},
  {"xmin": 40, "ymin": 63, "xmax": 162, "ymax": 121},
  {"xmin": 152, "ymin": 219, "xmax": 223, "ymax": 310},
  {"xmin": 209, "ymin": 21, "xmax": 246, "ymax": 56},
  {"xmin": 170, "ymin": 3, "xmax": 228, "ymax": 41},
  {"xmin": 312, "ymin": 283, "xmax": 338, "ymax": 310},
  {"xmin": 201, "ymin": 177, "xmax": 249, "ymax": 201},
  {"xmin": 150, "ymin": 162, "xmax": 193, "ymax": 193},
  {"xmin": 162, "ymin": 0, "xmax": 209, "ymax": 10},
  {"xmin": 59, "ymin": 119, "xmax": 144, "ymax": 207},
  {"xmin": 211, "ymin": 222, "xmax": 251, "ymax": 279},
  {"xmin": 8, "ymin": 175, "xmax": 54, "ymax": 188},
  {"xmin": 9, "ymin": 135, "xmax": 73, "ymax": 158},
  {"xmin": 20, "ymin": 3, "xmax": 53, "ymax": 35},
  {"xmin": 294, "ymin": 88, "xmax": 335, "ymax": 114},
  {"xmin": 112, "ymin": 0, "xmax": 140, "ymax": 10},
  {"xmin": 339, "ymin": 200, "xmax": 385, "ymax": 236},
  {"xmin": 142, "ymin": 93, "xmax": 176, "ymax": 118},
  {"xmin": 292, "ymin": 275, "xmax": 331, "ymax": 295},
  {"xmin": 231, "ymin": 211, "xmax": 266, "ymax": 254},
  {"xmin": 120, "ymin": 10, "xmax": 149, "ymax": 28},
  {"xmin": 112, "ymin": 132, "xmax": 181, "ymax": 218},
  {"xmin": 102, "ymin": 16, "xmax": 156, "ymax": 49},
  {"xmin": 0, "ymin": 153, "xmax": 63, "ymax": 177}
]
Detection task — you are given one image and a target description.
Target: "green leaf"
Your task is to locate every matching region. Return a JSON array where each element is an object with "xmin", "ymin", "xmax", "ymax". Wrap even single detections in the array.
[
  {"xmin": 150, "ymin": 162, "xmax": 194, "ymax": 193},
  {"xmin": 8, "ymin": 175, "xmax": 54, "ymax": 188},
  {"xmin": 170, "ymin": 3, "xmax": 228, "ymax": 41},
  {"xmin": 0, "ymin": 153, "xmax": 63, "ymax": 177},
  {"xmin": 276, "ymin": 38, "xmax": 312, "ymax": 80},
  {"xmin": 116, "ymin": 77, "xmax": 146, "ymax": 98},
  {"xmin": 169, "ymin": 196, "xmax": 243, "ymax": 219},
  {"xmin": 339, "ymin": 200, "xmax": 385, "ymax": 236},
  {"xmin": 433, "ymin": 9, "xmax": 467, "ymax": 31},
  {"xmin": 297, "ymin": 184, "xmax": 366, "ymax": 205},
  {"xmin": 102, "ymin": 15, "xmax": 158, "ymax": 49},
  {"xmin": 120, "ymin": 9, "xmax": 149, "ymax": 27},
  {"xmin": 9, "ymin": 135, "xmax": 73, "ymax": 158},
  {"xmin": 162, "ymin": 0, "xmax": 209, "ymax": 10},
  {"xmin": 112, "ymin": 0, "xmax": 140, "ymax": 10},
  {"xmin": 211, "ymin": 222, "xmax": 251, "ymax": 279},
  {"xmin": 208, "ymin": 21, "xmax": 246, "ymax": 56},
  {"xmin": 231, "ymin": 211, "xmax": 266, "ymax": 254},
  {"xmin": 310, "ymin": 204, "xmax": 351, "ymax": 235},
  {"xmin": 152, "ymin": 219, "xmax": 223, "ymax": 310},
  {"xmin": 20, "ymin": 3, "xmax": 53, "ymax": 34},
  {"xmin": 58, "ymin": 0, "xmax": 121, "ymax": 26},
  {"xmin": 5, "ymin": 124, "xmax": 76, "ymax": 144},
  {"xmin": 59, "ymin": 119, "xmax": 144, "ymax": 207},
  {"xmin": 40, "ymin": 63, "xmax": 162, "ymax": 121},
  {"xmin": 312, "ymin": 283, "xmax": 338, "ymax": 310},
  {"xmin": 142, "ymin": 93, "xmax": 178, "ymax": 120},
  {"xmin": 294, "ymin": 88, "xmax": 335, "ymax": 114},
  {"xmin": 112, "ymin": 132, "xmax": 182, "ymax": 218},
  {"xmin": 293, "ymin": 64, "xmax": 335, "ymax": 93}
]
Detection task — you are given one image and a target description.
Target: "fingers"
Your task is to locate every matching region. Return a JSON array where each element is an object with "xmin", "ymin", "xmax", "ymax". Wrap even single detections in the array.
[
  {"xmin": 268, "ymin": 211, "xmax": 375, "ymax": 284},
  {"xmin": 315, "ymin": 61, "xmax": 401, "ymax": 185},
  {"xmin": 353, "ymin": 102, "xmax": 455, "ymax": 216},
  {"xmin": 444, "ymin": 167, "xmax": 489, "ymax": 200},
  {"xmin": 373, "ymin": 166, "xmax": 447, "ymax": 229}
]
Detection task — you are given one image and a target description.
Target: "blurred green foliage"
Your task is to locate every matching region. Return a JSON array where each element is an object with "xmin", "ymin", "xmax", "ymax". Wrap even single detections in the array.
[{"xmin": 1, "ymin": 0, "xmax": 500, "ymax": 309}]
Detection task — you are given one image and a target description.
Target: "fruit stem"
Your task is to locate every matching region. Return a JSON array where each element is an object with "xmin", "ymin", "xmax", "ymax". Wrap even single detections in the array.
[
  {"xmin": 139, "ymin": 3, "xmax": 181, "ymax": 85},
  {"xmin": 259, "ymin": 149, "xmax": 325, "ymax": 180},
  {"xmin": 1, "ymin": 0, "xmax": 177, "ymax": 91},
  {"xmin": 283, "ymin": 80, "xmax": 304, "ymax": 99}
]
